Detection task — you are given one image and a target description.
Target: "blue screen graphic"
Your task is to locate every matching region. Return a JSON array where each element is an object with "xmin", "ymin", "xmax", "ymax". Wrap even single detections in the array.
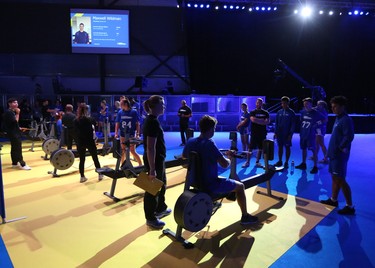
[{"xmin": 71, "ymin": 9, "xmax": 130, "ymax": 54}]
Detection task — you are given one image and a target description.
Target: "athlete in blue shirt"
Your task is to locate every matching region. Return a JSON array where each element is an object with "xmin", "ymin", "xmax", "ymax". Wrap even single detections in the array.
[
  {"xmin": 320, "ymin": 96, "xmax": 355, "ymax": 215},
  {"xmin": 183, "ymin": 115, "xmax": 258, "ymax": 225},
  {"xmin": 115, "ymin": 99, "xmax": 142, "ymax": 166},
  {"xmin": 295, "ymin": 97, "xmax": 326, "ymax": 174},
  {"xmin": 274, "ymin": 96, "xmax": 295, "ymax": 169},
  {"xmin": 73, "ymin": 23, "xmax": 89, "ymax": 44}
]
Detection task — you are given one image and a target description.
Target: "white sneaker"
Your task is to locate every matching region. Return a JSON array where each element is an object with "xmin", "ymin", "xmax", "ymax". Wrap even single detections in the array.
[
  {"xmin": 80, "ymin": 177, "xmax": 88, "ymax": 183},
  {"xmin": 20, "ymin": 165, "xmax": 31, "ymax": 170},
  {"xmin": 98, "ymin": 174, "xmax": 104, "ymax": 181},
  {"xmin": 12, "ymin": 163, "xmax": 20, "ymax": 168}
]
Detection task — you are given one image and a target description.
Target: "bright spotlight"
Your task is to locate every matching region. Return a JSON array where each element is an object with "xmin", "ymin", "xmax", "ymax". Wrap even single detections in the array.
[
  {"xmin": 360, "ymin": 11, "xmax": 364, "ymax": 15},
  {"xmin": 274, "ymin": 7, "xmax": 278, "ymax": 11},
  {"xmin": 223, "ymin": 5, "xmax": 227, "ymax": 9},
  {"xmin": 354, "ymin": 10, "xmax": 359, "ymax": 15},
  {"xmin": 230, "ymin": 5, "xmax": 234, "ymax": 9},
  {"xmin": 261, "ymin": 7, "xmax": 265, "ymax": 11},
  {"xmin": 294, "ymin": 10, "xmax": 299, "ymax": 14},
  {"xmin": 200, "ymin": 4, "xmax": 204, "ymax": 8},
  {"xmin": 319, "ymin": 10, "xmax": 324, "ymax": 15},
  {"xmin": 301, "ymin": 7, "xmax": 313, "ymax": 17},
  {"xmin": 366, "ymin": 12, "xmax": 370, "ymax": 15},
  {"xmin": 187, "ymin": 3, "xmax": 191, "ymax": 8},
  {"xmin": 329, "ymin": 11, "xmax": 334, "ymax": 15},
  {"xmin": 348, "ymin": 11, "xmax": 352, "ymax": 15},
  {"xmin": 256, "ymin": 6, "xmax": 260, "ymax": 11},
  {"xmin": 268, "ymin": 7, "xmax": 271, "ymax": 11},
  {"xmin": 249, "ymin": 7, "xmax": 253, "ymax": 12},
  {"xmin": 215, "ymin": 5, "xmax": 219, "ymax": 10},
  {"xmin": 236, "ymin": 6, "xmax": 240, "ymax": 10}
]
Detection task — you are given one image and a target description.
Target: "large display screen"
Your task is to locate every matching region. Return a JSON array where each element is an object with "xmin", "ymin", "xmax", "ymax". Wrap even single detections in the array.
[{"xmin": 71, "ymin": 9, "xmax": 130, "ymax": 54}]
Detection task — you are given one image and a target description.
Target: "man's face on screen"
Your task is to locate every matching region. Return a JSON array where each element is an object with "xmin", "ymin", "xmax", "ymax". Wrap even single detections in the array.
[{"xmin": 79, "ymin": 24, "xmax": 84, "ymax": 32}]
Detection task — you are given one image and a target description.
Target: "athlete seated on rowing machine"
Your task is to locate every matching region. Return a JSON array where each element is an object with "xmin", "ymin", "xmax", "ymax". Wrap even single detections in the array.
[
  {"xmin": 114, "ymin": 98, "xmax": 142, "ymax": 166},
  {"xmin": 182, "ymin": 115, "xmax": 258, "ymax": 225}
]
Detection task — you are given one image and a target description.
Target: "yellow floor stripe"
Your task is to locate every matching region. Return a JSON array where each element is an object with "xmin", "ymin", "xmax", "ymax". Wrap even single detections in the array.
[{"xmin": 0, "ymin": 141, "xmax": 333, "ymax": 267}]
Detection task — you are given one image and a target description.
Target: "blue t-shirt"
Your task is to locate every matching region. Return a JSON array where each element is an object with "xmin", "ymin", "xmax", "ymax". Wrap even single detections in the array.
[
  {"xmin": 275, "ymin": 107, "xmax": 295, "ymax": 138},
  {"xmin": 239, "ymin": 111, "xmax": 250, "ymax": 133},
  {"xmin": 116, "ymin": 109, "xmax": 139, "ymax": 137},
  {"xmin": 299, "ymin": 109, "xmax": 325, "ymax": 140},
  {"xmin": 327, "ymin": 113, "xmax": 354, "ymax": 159},
  {"xmin": 183, "ymin": 137, "xmax": 223, "ymax": 191}
]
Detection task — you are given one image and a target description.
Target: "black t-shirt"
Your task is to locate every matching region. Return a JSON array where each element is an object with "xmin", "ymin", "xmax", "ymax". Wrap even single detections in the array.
[
  {"xmin": 74, "ymin": 116, "xmax": 96, "ymax": 142},
  {"xmin": 249, "ymin": 108, "xmax": 269, "ymax": 137},
  {"xmin": 62, "ymin": 113, "xmax": 77, "ymax": 129},
  {"xmin": 2, "ymin": 109, "xmax": 21, "ymax": 136},
  {"xmin": 142, "ymin": 114, "xmax": 166, "ymax": 167},
  {"xmin": 178, "ymin": 105, "xmax": 192, "ymax": 125}
]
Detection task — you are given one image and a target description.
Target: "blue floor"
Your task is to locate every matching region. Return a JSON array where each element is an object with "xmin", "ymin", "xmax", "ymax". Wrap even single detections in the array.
[{"xmin": 1, "ymin": 131, "xmax": 375, "ymax": 267}]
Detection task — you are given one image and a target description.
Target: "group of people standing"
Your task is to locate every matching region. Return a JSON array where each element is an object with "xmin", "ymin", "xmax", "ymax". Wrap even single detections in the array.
[{"xmin": 236, "ymin": 95, "xmax": 355, "ymax": 215}]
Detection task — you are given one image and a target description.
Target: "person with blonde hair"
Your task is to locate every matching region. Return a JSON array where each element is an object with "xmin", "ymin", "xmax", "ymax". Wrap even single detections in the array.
[{"xmin": 142, "ymin": 95, "xmax": 171, "ymax": 229}]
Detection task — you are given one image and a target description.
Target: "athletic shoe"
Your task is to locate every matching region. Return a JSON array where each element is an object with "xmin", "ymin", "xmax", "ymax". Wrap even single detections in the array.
[
  {"xmin": 12, "ymin": 163, "xmax": 20, "ymax": 168},
  {"xmin": 240, "ymin": 214, "xmax": 258, "ymax": 225},
  {"xmin": 310, "ymin": 166, "xmax": 318, "ymax": 174},
  {"xmin": 80, "ymin": 177, "xmax": 88, "ymax": 183},
  {"xmin": 295, "ymin": 163, "xmax": 307, "ymax": 170},
  {"xmin": 255, "ymin": 162, "xmax": 263, "ymax": 168},
  {"xmin": 320, "ymin": 198, "xmax": 338, "ymax": 207},
  {"xmin": 338, "ymin": 206, "xmax": 355, "ymax": 215},
  {"xmin": 98, "ymin": 174, "xmax": 104, "ymax": 181},
  {"xmin": 20, "ymin": 165, "xmax": 31, "ymax": 170},
  {"xmin": 284, "ymin": 162, "xmax": 289, "ymax": 169},
  {"xmin": 155, "ymin": 208, "xmax": 172, "ymax": 219},
  {"xmin": 274, "ymin": 161, "xmax": 283, "ymax": 167},
  {"xmin": 241, "ymin": 162, "xmax": 249, "ymax": 168},
  {"xmin": 146, "ymin": 219, "xmax": 165, "ymax": 229}
]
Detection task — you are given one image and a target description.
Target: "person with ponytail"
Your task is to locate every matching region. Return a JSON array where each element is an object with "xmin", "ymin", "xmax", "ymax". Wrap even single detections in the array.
[
  {"xmin": 74, "ymin": 103, "xmax": 103, "ymax": 183},
  {"xmin": 142, "ymin": 95, "xmax": 171, "ymax": 229}
]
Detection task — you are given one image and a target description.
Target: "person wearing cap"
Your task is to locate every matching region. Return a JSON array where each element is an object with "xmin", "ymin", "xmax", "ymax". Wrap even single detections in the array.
[
  {"xmin": 295, "ymin": 97, "xmax": 326, "ymax": 174},
  {"xmin": 274, "ymin": 96, "xmax": 296, "ymax": 169}
]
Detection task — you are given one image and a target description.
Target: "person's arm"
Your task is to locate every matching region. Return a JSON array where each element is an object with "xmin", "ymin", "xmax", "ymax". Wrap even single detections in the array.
[
  {"xmin": 218, "ymin": 154, "xmax": 230, "ymax": 168},
  {"xmin": 146, "ymin": 136, "xmax": 157, "ymax": 177},
  {"xmin": 339, "ymin": 116, "xmax": 355, "ymax": 153},
  {"xmin": 136, "ymin": 121, "xmax": 140, "ymax": 138},
  {"xmin": 115, "ymin": 122, "xmax": 119, "ymax": 138}
]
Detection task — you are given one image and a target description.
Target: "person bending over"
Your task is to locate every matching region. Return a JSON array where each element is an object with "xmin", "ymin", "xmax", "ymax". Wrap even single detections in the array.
[{"xmin": 183, "ymin": 115, "xmax": 258, "ymax": 225}]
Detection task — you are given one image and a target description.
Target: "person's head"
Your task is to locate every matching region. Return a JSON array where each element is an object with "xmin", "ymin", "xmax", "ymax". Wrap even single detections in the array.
[
  {"xmin": 330, "ymin": 96, "xmax": 347, "ymax": 115},
  {"xmin": 77, "ymin": 103, "xmax": 89, "ymax": 118},
  {"xmin": 114, "ymin": 100, "xmax": 120, "ymax": 109},
  {"xmin": 7, "ymin": 98, "xmax": 18, "ymax": 109},
  {"xmin": 119, "ymin": 95, "xmax": 127, "ymax": 102},
  {"xmin": 280, "ymin": 96, "xmax": 290, "ymax": 109},
  {"xmin": 42, "ymin": 99, "xmax": 49, "ymax": 106},
  {"xmin": 65, "ymin": 104, "xmax": 73, "ymax": 113},
  {"xmin": 100, "ymin": 100, "xmax": 107, "ymax": 107},
  {"xmin": 181, "ymin": 100, "xmax": 187, "ymax": 106},
  {"xmin": 121, "ymin": 99, "xmax": 131, "ymax": 111},
  {"xmin": 79, "ymin": 23, "xmax": 84, "ymax": 32},
  {"xmin": 199, "ymin": 115, "xmax": 217, "ymax": 138},
  {"xmin": 317, "ymin": 100, "xmax": 328, "ymax": 112},
  {"xmin": 255, "ymin": 98, "xmax": 263, "ymax": 110},
  {"xmin": 128, "ymin": 96, "xmax": 135, "ymax": 105},
  {"xmin": 303, "ymin": 97, "xmax": 313, "ymax": 110},
  {"xmin": 241, "ymin": 102, "xmax": 248, "ymax": 112},
  {"xmin": 143, "ymin": 95, "xmax": 165, "ymax": 116}
]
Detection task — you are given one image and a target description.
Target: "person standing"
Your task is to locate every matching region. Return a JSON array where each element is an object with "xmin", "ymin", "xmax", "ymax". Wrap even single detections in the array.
[
  {"xmin": 249, "ymin": 98, "xmax": 270, "ymax": 168},
  {"xmin": 237, "ymin": 103, "xmax": 251, "ymax": 168},
  {"xmin": 2, "ymin": 98, "xmax": 31, "ymax": 170},
  {"xmin": 74, "ymin": 103, "xmax": 103, "ymax": 183},
  {"xmin": 274, "ymin": 96, "xmax": 296, "ymax": 169},
  {"xmin": 315, "ymin": 100, "xmax": 329, "ymax": 164},
  {"xmin": 114, "ymin": 99, "xmax": 142, "ymax": 166},
  {"xmin": 142, "ymin": 95, "xmax": 171, "ymax": 229},
  {"xmin": 177, "ymin": 100, "xmax": 192, "ymax": 146},
  {"xmin": 320, "ymin": 96, "xmax": 355, "ymax": 215},
  {"xmin": 62, "ymin": 104, "xmax": 77, "ymax": 150},
  {"xmin": 295, "ymin": 97, "xmax": 326, "ymax": 174}
]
